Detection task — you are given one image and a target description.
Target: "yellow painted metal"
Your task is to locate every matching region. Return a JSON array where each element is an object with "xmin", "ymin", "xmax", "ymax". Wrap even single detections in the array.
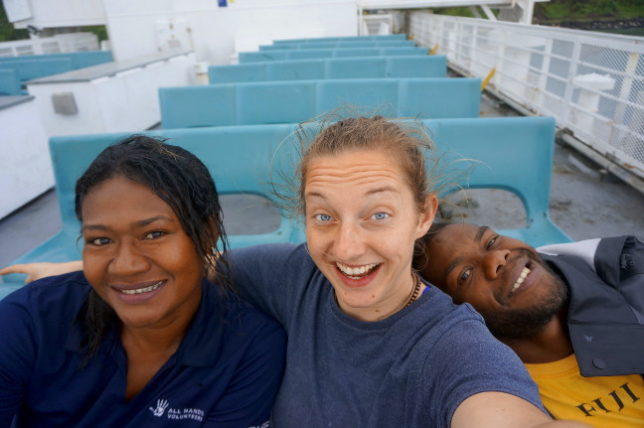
[
  {"xmin": 481, "ymin": 67, "xmax": 496, "ymax": 90},
  {"xmin": 429, "ymin": 44, "xmax": 439, "ymax": 55}
]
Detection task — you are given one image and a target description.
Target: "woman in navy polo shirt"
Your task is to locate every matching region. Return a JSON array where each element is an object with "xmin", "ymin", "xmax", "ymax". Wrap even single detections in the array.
[{"xmin": 0, "ymin": 136, "xmax": 286, "ymax": 427}]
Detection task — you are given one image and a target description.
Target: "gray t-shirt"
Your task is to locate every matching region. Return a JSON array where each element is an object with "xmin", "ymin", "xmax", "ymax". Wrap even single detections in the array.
[{"xmin": 229, "ymin": 243, "xmax": 543, "ymax": 427}]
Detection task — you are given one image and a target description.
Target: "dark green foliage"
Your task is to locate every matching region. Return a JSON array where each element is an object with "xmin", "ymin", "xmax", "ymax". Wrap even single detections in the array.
[{"xmin": 0, "ymin": 4, "xmax": 29, "ymax": 42}]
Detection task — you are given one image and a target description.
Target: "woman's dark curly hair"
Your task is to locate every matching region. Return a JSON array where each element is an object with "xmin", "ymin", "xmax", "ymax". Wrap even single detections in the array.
[{"xmin": 74, "ymin": 135, "xmax": 229, "ymax": 361}]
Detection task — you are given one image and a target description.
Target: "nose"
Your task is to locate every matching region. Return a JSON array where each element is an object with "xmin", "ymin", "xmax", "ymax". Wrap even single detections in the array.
[
  {"xmin": 333, "ymin": 221, "xmax": 365, "ymax": 261},
  {"xmin": 483, "ymin": 249, "xmax": 510, "ymax": 279},
  {"xmin": 108, "ymin": 240, "xmax": 150, "ymax": 277}
]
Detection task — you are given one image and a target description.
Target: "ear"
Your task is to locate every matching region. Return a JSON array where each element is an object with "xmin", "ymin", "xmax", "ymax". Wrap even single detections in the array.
[{"xmin": 415, "ymin": 193, "xmax": 438, "ymax": 239}]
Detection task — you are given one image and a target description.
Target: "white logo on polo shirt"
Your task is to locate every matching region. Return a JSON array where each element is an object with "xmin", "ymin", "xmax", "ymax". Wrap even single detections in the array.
[
  {"xmin": 150, "ymin": 399, "xmax": 170, "ymax": 417},
  {"xmin": 149, "ymin": 398, "xmax": 206, "ymax": 422}
]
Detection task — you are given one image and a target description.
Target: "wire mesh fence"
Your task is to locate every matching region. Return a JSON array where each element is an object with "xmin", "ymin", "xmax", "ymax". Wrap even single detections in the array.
[{"xmin": 410, "ymin": 12, "xmax": 644, "ymax": 179}]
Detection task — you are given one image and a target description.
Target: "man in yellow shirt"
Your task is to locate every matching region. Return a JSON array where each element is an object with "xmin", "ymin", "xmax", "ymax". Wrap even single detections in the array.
[{"xmin": 416, "ymin": 223, "xmax": 643, "ymax": 427}]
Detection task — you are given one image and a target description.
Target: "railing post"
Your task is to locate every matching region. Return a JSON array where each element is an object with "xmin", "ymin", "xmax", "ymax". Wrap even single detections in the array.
[{"xmin": 561, "ymin": 40, "xmax": 582, "ymax": 127}]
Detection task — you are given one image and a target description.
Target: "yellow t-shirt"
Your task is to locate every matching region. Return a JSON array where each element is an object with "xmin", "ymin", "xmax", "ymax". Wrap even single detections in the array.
[{"xmin": 525, "ymin": 354, "xmax": 644, "ymax": 427}]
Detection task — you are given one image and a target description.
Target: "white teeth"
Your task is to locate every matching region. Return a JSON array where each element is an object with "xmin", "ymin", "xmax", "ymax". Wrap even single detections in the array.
[
  {"xmin": 511, "ymin": 267, "xmax": 531, "ymax": 292},
  {"xmin": 120, "ymin": 281, "xmax": 163, "ymax": 295},
  {"xmin": 336, "ymin": 262, "xmax": 378, "ymax": 278}
]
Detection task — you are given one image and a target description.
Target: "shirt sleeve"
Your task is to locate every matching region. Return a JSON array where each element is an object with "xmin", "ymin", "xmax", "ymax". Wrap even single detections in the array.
[
  {"xmin": 225, "ymin": 243, "xmax": 308, "ymax": 326},
  {"xmin": 0, "ymin": 290, "xmax": 36, "ymax": 426},
  {"xmin": 423, "ymin": 307, "xmax": 545, "ymax": 427},
  {"xmin": 204, "ymin": 315, "xmax": 286, "ymax": 427}
]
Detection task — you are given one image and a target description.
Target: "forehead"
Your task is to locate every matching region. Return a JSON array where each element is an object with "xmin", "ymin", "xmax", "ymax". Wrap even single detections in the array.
[
  {"xmin": 304, "ymin": 149, "xmax": 406, "ymax": 191},
  {"xmin": 430, "ymin": 224, "xmax": 481, "ymax": 256},
  {"xmin": 82, "ymin": 176, "xmax": 175, "ymax": 221}
]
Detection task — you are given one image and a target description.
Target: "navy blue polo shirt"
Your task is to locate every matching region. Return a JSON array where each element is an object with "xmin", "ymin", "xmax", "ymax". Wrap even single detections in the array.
[{"xmin": 0, "ymin": 271, "xmax": 286, "ymax": 427}]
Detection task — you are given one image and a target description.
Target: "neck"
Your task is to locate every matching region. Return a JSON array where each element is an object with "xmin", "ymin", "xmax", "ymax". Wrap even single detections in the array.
[
  {"xmin": 338, "ymin": 271, "xmax": 423, "ymax": 322},
  {"xmin": 499, "ymin": 309, "xmax": 573, "ymax": 364}
]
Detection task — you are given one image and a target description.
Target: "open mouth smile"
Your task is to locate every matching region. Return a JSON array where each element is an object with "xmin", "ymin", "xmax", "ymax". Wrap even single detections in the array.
[
  {"xmin": 508, "ymin": 260, "xmax": 535, "ymax": 297},
  {"xmin": 336, "ymin": 262, "xmax": 380, "ymax": 280}
]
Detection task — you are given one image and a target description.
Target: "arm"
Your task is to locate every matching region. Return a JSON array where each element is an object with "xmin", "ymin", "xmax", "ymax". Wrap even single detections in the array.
[
  {"xmin": 453, "ymin": 392, "xmax": 589, "ymax": 428},
  {"xmin": 0, "ymin": 294, "xmax": 36, "ymax": 426},
  {"xmin": 226, "ymin": 243, "xmax": 308, "ymax": 325},
  {"xmin": 0, "ymin": 261, "xmax": 82, "ymax": 283}
]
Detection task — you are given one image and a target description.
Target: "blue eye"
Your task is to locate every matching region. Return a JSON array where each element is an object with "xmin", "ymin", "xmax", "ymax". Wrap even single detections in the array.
[
  {"xmin": 372, "ymin": 212, "xmax": 390, "ymax": 221},
  {"xmin": 145, "ymin": 231, "xmax": 166, "ymax": 240},
  {"xmin": 314, "ymin": 213, "xmax": 332, "ymax": 223}
]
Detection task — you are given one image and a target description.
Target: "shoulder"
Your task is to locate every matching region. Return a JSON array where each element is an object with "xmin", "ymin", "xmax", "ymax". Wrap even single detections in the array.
[
  {"xmin": 227, "ymin": 242, "xmax": 312, "ymax": 268},
  {"xmin": 414, "ymin": 286, "xmax": 486, "ymax": 332},
  {"xmin": 1, "ymin": 271, "xmax": 90, "ymax": 317},
  {"xmin": 210, "ymin": 286, "xmax": 286, "ymax": 346},
  {"xmin": 413, "ymin": 296, "xmax": 542, "ymax": 422}
]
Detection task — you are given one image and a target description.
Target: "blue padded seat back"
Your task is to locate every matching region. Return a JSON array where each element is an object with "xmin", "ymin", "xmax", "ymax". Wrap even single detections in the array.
[
  {"xmin": 424, "ymin": 117, "xmax": 570, "ymax": 246},
  {"xmin": 273, "ymin": 34, "xmax": 406, "ymax": 43},
  {"xmin": 315, "ymin": 79, "xmax": 399, "ymax": 115},
  {"xmin": 239, "ymin": 47, "xmax": 427, "ymax": 63},
  {"xmin": 260, "ymin": 40, "xmax": 415, "ymax": 50},
  {"xmin": 266, "ymin": 60, "xmax": 325, "ymax": 80},
  {"xmin": 159, "ymin": 85, "xmax": 237, "ymax": 128},
  {"xmin": 209, "ymin": 55, "xmax": 447, "ymax": 84},
  {"xmin": 326, "ymin": 57, "xmax": 386, "ymax": 78},
  {"xmin": 0, "ymin": 69, "xmax": 22, "ymax": 95},
  {"xmin": 236, "ymin": 82, "xmax": 316, "ymax": 124},
  {"xmin": 0, "ymin": 58, "xmax": 73, "ymax": 81},
  {"xmin": 211, "ymin": 62, "xmax": 268, "ymax": 83},
  {"xmin": 287, "ymin": 50, "xmax": 335, "ymax": 60},
  {"xmin": 0, "ymin": 51, "xmax": 112, "ymax": 74},
  {"xmin": 160, "ymin": 77, "xmax": 480, "ymax": 129},
  {"xmin": 386, "ymin": 56, "xmax": 446, "ymax": 77}
]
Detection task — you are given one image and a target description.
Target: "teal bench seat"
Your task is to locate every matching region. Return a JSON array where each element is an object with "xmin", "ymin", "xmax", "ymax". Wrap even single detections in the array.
[
  {"xmin": 273, "ymin": 34, "xmax": 407, "ymax": 43},
  {"xmin": 239, "ymin": 47, "xmax": 428, "ymax": 63},
  {"xmin": 209, "ymin": 55, "xmax": 447, "ymax": 83},
  {"xmin": 0, "ymin": 69, "xmax": 21, "ymax": 95},
  {"xmin": 159, "ymin": 77, "xmax": 481, "ymax": 128},
  {"xmin": 1, "ymin": 116, "xmax": 570, "ymax": 295},
  {"xmin": 0, "ymin": 51, "xmax": 113, "ymax": 70},
  {"xmin": 0, "ymin": 51, "xmax": 113, "ymax": 91}
]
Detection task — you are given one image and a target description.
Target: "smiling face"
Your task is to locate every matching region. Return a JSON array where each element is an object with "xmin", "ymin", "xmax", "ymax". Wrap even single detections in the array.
[
  {"xmin": 304, "ymin": 149, "xmax": 436, "ymax": 321},
  {"xmin": 420, "ymin": 223, "xmax": 567, "ymax": 338},
  {"xmin": 81, "ymin": 175, "xmax": 204, "ymax": 330}
]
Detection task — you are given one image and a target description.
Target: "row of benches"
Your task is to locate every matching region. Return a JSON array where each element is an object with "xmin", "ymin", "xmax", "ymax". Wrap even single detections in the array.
[
  {"xmin": 259, "ymin": 40, "xmax": 416, "ymax": 50},
  {"xmin": 239, "ymin": 46, "xmax": 428, "ymax": 63},
  {"xmin": 209, "ymin": 55, "xmax": 446, "ymax": 83},
  {"xmin": 0, "ymin": 51, "xmax": 113, "ymax": 95},
  {"xmin": 159, "ymin": 78, "xmax": 482, "ymax": 128}
]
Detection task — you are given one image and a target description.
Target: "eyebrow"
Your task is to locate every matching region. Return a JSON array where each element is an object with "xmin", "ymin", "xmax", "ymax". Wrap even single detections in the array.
[
  {"xmin": 444, "ymin": 225, "xmax": 490, "ymax": 278},
  {"xmin": 445, "ymin": 256, "xmax": 463, "ymax": 278},
  {"xmin": 81, "ymin": 215, "xmax": 172, "ymax": 232},
  {"xmin": 475, "ymin": 225, "xmax": 490, "ymax": 242}
]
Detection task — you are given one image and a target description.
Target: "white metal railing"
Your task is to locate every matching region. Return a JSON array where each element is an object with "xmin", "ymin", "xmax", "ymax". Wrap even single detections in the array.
[
  {"xmin": 410, "ymin": 12, "xmax": 644, "ymax": 180},
  {"xmin": 0, "ymin": 32, "xmax": 99, "ymax": 57}
]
